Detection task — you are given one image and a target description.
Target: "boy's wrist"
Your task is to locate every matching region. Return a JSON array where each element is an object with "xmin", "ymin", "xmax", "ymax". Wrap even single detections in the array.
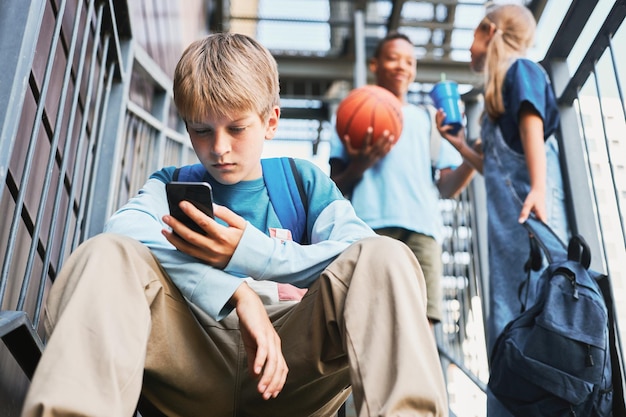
[{"xmin": 229, "ymin": 281, "xmax": 254, "ymax": 308}]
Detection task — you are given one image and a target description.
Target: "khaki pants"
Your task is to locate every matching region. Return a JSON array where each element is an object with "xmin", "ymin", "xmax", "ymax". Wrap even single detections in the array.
[
  {"xmin": 374, "ymin": 228, "xmax": 443, "ymax": 323},
  {"xmin": 21, "ymin": 234, "xmax": 447, "ymax": 417}
]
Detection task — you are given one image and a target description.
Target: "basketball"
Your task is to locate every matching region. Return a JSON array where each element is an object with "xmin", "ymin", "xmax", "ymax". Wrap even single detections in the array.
[{"xmin": 335, "ymin": 85, "xmax": 403, "ymax": 149}]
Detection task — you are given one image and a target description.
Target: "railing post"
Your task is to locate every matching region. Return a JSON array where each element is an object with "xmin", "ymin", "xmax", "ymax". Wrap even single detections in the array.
[
  {"xmin": 0, "ymin": 0, "xmax": 45, "ymax": 203},
  {"xmin": 85, "ymin": 39, "xmax": 135, "ymax": 239}
]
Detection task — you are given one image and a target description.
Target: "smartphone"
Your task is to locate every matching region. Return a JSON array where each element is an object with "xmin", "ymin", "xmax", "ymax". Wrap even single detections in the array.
[{"xmin": 166, "ymin": 181, "xmax": 214, "ymax": 234}]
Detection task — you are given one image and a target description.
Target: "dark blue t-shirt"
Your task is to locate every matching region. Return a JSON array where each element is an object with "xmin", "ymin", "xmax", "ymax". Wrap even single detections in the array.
[{"xmin": 499, "ymin": 58, "xmax": 560, "ymax": 153}]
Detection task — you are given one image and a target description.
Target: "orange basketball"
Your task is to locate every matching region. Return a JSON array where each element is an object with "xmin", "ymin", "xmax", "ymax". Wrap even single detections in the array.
[{"xmin": 335, "ymin": 85, "xmax": 403, "ymax": 149}]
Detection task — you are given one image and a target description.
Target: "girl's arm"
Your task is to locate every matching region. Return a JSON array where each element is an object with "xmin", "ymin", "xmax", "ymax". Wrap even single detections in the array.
[
  {"xmin": 437, "ymin": 162, "xmax": 475, "ymax": 199},
  {"xmin": 435, "ymin": 109, "xmax": 484, "ymax": 174},
  {"xmin": 518, "ymin": 103, "xmax": 547, "ymax": 223}
]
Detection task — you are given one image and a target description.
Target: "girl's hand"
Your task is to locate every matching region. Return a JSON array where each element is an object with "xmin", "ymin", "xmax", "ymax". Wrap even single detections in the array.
[
  {"xmin": 435, "ymin": 108, "xmax": 484, "ymax": 173},
  {"xmin": 519, "ymin": 188, "xmax": 547, "ymax": 223},
  {"xmin": 435, "ymin": 108, "xmax": 466, "ymax": 150}
]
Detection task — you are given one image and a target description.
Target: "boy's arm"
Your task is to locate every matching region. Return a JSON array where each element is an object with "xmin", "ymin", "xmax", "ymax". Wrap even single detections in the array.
[
  {"xmin": 225, "ymin": 197, "xmax": 375, "ymax": 287},
  {"xmin": 104, "ymin": 177, "xmax": 243, "ymax": 320},
  {"xmin": 329, "ymin": 132, "xmax": 394, "ymax": 196},
  {"xmin": 230, "ymin": 282, "xmax": 288, "ymax": 399},
  {"xmin": 105, "ymin": 163, "xmax": 374, "ymax": 316}
]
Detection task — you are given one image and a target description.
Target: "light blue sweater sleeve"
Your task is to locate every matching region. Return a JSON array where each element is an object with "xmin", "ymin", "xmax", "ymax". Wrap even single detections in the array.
[
  {"xmin": 226, "ymin": 198, "xmax": 374, "ymax": 287},
  {"xmin": 225, "ymin": 159, "xmax": 375, "ymax": 285},
  {"xmin": 104, "ymin": 178, "xmax": 242, "ymax": 320},
  {"xmin": 104, "ymin": 159, "xmax": 375, "ymax": 320}
]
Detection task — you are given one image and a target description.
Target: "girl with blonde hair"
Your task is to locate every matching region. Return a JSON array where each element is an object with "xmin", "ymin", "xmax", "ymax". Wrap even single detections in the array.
[{"xmin": 436, "ymin": 4, "xmax": 570, "ymax": 415}]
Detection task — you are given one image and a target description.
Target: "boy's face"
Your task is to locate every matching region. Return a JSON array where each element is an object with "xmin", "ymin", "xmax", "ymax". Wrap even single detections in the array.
[
  {"xmin": 369, "ymin": 38, "xmax": 416, "ymax": 100},
  {"xmin": 186, "ymin": 107, "xmax": 280, "ymax": 185}
]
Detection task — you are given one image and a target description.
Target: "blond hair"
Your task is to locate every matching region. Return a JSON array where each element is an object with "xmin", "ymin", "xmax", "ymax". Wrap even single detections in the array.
[
  {"xmin": 173, "ymin": 33, "xmax": 280, "ymax": 123},
  {"xmin": 480, "ymin": 4, "xmax": 536, "ymax": 119}
]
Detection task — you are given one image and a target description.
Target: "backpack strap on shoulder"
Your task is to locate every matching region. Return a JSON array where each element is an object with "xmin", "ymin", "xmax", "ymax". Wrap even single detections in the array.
[
  {"xmin": 173, "ymin": 164, "xmax": 209, "ymax": 182},
  {"xmin": 174, "ymin": 159, "xmax": 308, "ymax": 244},
  {"xmin": 288, "ymin": 158, "xmax": 308, "ymax": 215},
  {"xmin": 261, "ymin": 157, "xmax": 308, "ymax": 244}
]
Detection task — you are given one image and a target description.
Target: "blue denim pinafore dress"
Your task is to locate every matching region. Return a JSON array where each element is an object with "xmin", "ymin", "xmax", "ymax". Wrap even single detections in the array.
[
  {"xmin": 483, "ymin": 116, "xmax": 569, "ymax": 417},
  {"xmin": 482, "ymin": 116, "xmax": 569, "ymax": 351}
]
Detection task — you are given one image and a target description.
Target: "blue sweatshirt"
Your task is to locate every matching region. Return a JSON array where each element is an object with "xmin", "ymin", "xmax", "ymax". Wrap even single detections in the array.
[{"xmin": 104, "ymin": 158, "xmax": 374, "ymax": 320}]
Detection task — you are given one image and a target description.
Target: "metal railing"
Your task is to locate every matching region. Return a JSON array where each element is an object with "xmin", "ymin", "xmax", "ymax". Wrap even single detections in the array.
[
  {"xmin": 0, "ymin": 0, "xmax": 189, "ymax": 414},
  {"xmin": 545, "ymin": 0, "xmax": 626, "ymax": 389}
]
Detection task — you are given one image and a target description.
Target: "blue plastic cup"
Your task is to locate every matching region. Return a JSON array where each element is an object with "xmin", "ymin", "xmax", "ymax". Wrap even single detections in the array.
[{"xmin": 429, "ymin": 81, "xmax": 463, "ymax": 134}]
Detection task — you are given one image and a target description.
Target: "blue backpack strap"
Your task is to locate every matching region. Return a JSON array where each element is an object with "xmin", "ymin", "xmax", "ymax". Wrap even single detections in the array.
[
  {"xmin": 174, "ymin": 159, "xmax": 308, "ymax": 244},
  {"xmin": 523, "ymin": 216, "xmax": 568, "ymax": 264},
  {"xmin": 173, "ymin": 164, "xmax": 209, "ymax": 182},
  {"xmin": 261, "ymin": 157, "xmax": 308, "ymax": 244}
]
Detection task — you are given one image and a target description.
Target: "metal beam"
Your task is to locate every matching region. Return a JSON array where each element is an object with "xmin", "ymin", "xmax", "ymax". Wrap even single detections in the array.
[
  {"xmin": 387, "ymin": 0, "xmax": 406, "ymax": 33},
  {"xmin": 527, "ymin": 0, "xmax": 549, "ymax": 20},
  {"xmin": 0, "ymin": 311, "xmax": 44, "ymax": 380},
  {"xmin": 543, "ymin": 0, "xmax": 599, "ymax": 61},
  {"xmin": 276, "ymin": 55, "xmax": 482, "ymax": 86},
  {"xmin": 549, "ymin": 0, "xmax": 626, "ymax": 106},
  {"xmin": 208, "ymin": 0, "xmax": 225, "ymax": 32},
  {"xmin": 230, "ymin": 14, "xmax": 471, "ymax": 31}
]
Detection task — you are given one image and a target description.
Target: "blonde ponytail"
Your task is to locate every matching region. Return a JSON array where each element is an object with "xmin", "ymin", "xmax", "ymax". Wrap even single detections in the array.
[{"xmin": 482, "ymin": 4, "xmax": 536, "ymax": 120}]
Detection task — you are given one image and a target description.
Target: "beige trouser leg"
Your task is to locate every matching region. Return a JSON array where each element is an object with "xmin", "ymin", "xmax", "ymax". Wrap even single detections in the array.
[
  {"xmin": 374, "ymin": 228, "xmax": 443, "ymax": 323},
  {"xmin": 21, "ymin": 234, "xmax": 447, "ymax": 417},
  {"xmin": 21, "ymin": 234, "xmax": 157, "ymax": 417},
  {"xmin": 323, "ymin": 236, "xmax": 448, "ymax": 416}
]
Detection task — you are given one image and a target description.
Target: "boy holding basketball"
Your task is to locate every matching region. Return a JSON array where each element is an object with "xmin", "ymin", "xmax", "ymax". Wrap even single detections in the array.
[
  {"xmin": 330, "ymin": 32, "xmax": 476, "ymax": 325},
  {"xmin": 21, "ymin": 33, "xmax": 448, "ymax": 417}
]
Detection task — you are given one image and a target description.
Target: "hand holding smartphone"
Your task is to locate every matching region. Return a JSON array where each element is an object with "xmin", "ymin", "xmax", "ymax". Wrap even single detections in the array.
[{"xmin": 166, "ymin": 182, "xmax": 214, "ymax": 235}]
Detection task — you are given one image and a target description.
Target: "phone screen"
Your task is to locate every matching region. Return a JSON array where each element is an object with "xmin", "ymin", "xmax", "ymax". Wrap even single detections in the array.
[{"xmin": 166, "ymin": 181, "xmax": 214, "ymax": 234}]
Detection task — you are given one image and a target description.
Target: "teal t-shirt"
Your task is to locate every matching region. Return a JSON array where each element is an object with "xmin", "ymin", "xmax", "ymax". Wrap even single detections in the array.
[{"xmin": 330, "ymin": 103, "xmax": 462, "ymax": 242}]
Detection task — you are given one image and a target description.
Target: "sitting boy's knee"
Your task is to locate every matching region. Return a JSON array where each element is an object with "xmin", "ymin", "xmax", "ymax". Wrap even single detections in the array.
[
  {"xmin": 73, "ymin": 233, "xmax": 151, "ymax": 265},
  {"xmin": 354, "ymin": 235, "xmax": 412, "ymax": 258},
  {"xmin": 84, "ymin": 233, "xmax": 144, "ymax": 252}
]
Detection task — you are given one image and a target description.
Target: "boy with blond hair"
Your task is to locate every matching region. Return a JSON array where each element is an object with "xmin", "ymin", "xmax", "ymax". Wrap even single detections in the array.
[{"xmin": 21, "ymin": 33, "xmax": 448, "ymax": 417}]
